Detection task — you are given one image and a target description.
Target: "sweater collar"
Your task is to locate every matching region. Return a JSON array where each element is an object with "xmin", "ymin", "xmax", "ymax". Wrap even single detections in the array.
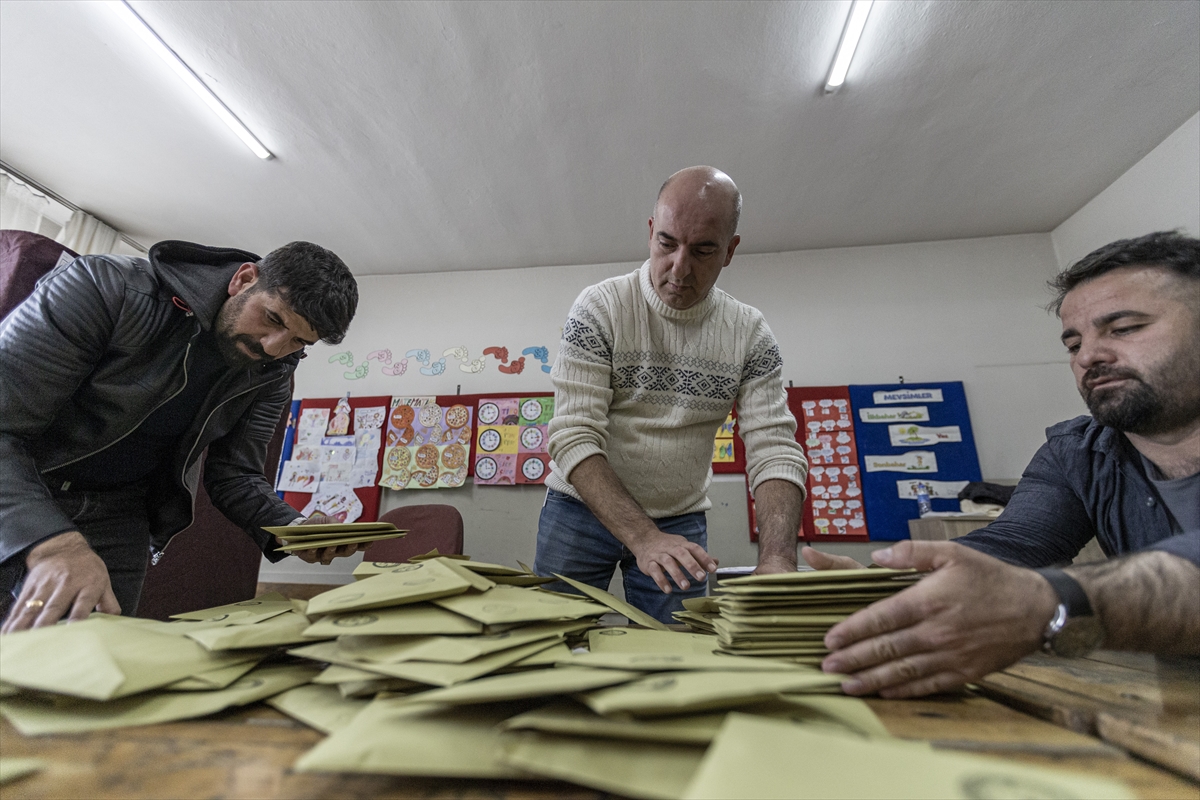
[{"xmin": 638, "ymin": 260, "xmax": 718, "ymax": 321}]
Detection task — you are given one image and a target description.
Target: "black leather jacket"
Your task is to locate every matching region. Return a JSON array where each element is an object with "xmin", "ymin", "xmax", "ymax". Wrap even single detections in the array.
[{"xmin": 0, "ymin": 240, "xmax": 301, "ymax": 566}]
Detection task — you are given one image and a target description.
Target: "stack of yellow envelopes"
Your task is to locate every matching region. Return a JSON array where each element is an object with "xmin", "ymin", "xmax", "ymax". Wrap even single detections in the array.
[
  {"xmin": 693, "ymin": 568, "xmax": 921, "ymax": 664},
  {"xmin": 263, "ymin": 521, "xmax": 406, "ymax": 553}
]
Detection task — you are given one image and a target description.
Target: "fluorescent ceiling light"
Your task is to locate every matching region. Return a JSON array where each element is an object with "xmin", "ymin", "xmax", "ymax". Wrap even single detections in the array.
[
  {"xmin": 108, "ymin": 0, "xmax": 273, "ymax": 159},
  {"xmin": 825, "ymin": 0, "xmax": 874, "ymax": 93}
]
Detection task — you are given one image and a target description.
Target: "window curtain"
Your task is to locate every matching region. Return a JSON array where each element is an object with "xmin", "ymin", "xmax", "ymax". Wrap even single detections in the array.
[{"xmin": 1, "ymin": 171, "xmax": 119, "ymax": 255}]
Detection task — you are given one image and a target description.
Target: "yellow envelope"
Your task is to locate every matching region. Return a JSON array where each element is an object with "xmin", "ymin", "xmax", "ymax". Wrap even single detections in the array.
[
  {"xmin": 289, "ymin": 637, "xmax": 564, "ymax": 687},
  {"xmin": 165, "ymin": 657, "xmax": 263, "ymax": 690},
  {"xmin": 505, "ymin": 642, "xmax": 573, "ymax": 668},
  {"xmin": 0, "ymin": 664, "xmax": 318, "ymax": 736},
  {"xmin": 554, "ymin": 574, "xmax": 670, "ymax": 630},
  {"xmin": 557, "ymin": 651, "xmax": 809, "ymax": 672},
  {"xmin": 302, "ymin": 602, "xmax": 482, "ymax": 638},
  {"xmin": 431, "ymin": 557, "xmax": 497, "ymax": 592},
  {"xmin": 0, "ymin": 758, "xmax": 45, "ymax": 786},
  {"xmin": 306, "ymin": 559, "xmax": 473, "ymax": 616},
  {"xmin": 499, "ymin": 729, "xmax": 706, "ymax": 800},
  {"xmin": 338, "ymin": 620, "xmax": 590, "ymax": 664},
  {"xmin": 589, "ymin": 627, "xmax": 717, "ymax": 655},
  {"xmin": 432, "ymin": 584, "xmax": 607, "ymax": 624},
  {"xmin": 720, "ymin": 568, "xmax": 918, "ymax": 586},
  {"xmin": 580, "ymin": 669, "xmax": 842, "ymax": 717},
  {"xmin": 294, "ymin": 697, "xmax": 530, "ymax": 779},
  {"xmin": 261, "ymin": 521, "xmax": 400, "ymax": 537},
  {"xmin": 394, "ymin": 665, "xmax": 640, "ymax": 708},
  {"xmin": 683, "ymin": 713, "xmax": 1134, "ymax": 799},
  {"xmin": 184, "ymin": 611, "xmax": 323, "ymax": 651},
  {"xmin": 501, "ymin": 699, "xmax": 723, "ymax": 745},
  {"xmin": 265, "ymin": 683, "xmax": 369, "ymax": 733},
  {"xmin": 170, "ymin": 592, "xmax": 294, "ymax": 623},
  {"xmin": 0, "ymin": 616, "xmax": 271, "ymax": 700}
]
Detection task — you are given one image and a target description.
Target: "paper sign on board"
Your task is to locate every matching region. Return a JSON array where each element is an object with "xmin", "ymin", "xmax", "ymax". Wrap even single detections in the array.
[
  {"xmin": 864, "ymin": 451, "xmax": 938, "ymax": 473},
  {"xmin": 872, "ymin": 388, "xmax": 944, "ymax": 404},
  {"xmin": 887, "ymin": 424, "xmax": 962, "ymax": 446},
  {"xmin": 858, "ymin": 406, "xmax": 930, "ymax": 423}
]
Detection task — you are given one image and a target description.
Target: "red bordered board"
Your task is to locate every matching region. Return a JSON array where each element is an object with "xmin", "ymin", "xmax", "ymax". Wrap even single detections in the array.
[
  {"xmin": 788, "ymin": 386, "xmax": 869, "ymax": 542},
  {"xmin": 283, "ymin": 395, "xmax": 391, "ymax": 522}
]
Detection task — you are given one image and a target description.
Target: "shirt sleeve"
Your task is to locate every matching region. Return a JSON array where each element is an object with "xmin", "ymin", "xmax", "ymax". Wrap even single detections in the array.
[
  {"xmin": 547, "ymin": 287, "xmax": 615, "ymax": 480},
  {"xmin": 1143, "ymin": 532, "xmax": 1200, "ymax": 566},
  {"xmin": 735, "ymin": 321, "xmax": 808, "ymax": 496},
  {"xmin": 956, "ymin": 439, "xmax": 1096, "ymax": 567}
]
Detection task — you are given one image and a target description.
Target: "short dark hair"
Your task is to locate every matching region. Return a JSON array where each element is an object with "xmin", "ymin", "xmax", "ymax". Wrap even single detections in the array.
[
  {"xmin": 255, "ymin": 241, "xmax": 358, "ymax": 344},
  {"xmin": 1049, "ymin": 231, "xmax": 1200, "ymax": 315}
]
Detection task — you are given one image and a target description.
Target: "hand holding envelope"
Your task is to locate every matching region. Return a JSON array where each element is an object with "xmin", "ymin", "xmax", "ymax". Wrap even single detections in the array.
[{"xmin": 264, "ymin": 518, "xmax": 406, "ymax": 565}]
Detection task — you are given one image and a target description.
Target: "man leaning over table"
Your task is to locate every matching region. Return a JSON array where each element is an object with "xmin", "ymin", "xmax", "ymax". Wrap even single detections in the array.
[
  {"xmin": 535, "ymin": 166, "xmax": 809, "ymax": 624},
  {"xmin": 804, "ymin": 231, "xmax": 1200, "ymax": 698},
  {"xmin": 0, "ymin": 240, "xmax": 364, "ymax": 633}
]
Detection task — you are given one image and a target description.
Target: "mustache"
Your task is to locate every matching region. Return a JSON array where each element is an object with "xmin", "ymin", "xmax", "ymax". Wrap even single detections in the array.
[{"xmin": 1082, "ymin": 365, "xmax": 1142, "ymax": 391}]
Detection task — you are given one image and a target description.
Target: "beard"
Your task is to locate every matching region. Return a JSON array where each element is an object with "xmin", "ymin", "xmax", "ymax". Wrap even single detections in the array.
[
  {"xmin": 213, "ymin": 293, "xmax": 269, "ymax": 368},
  {"xmin": 1082, "ymin": 361, "xmax": 1200, "ymax": 436}
]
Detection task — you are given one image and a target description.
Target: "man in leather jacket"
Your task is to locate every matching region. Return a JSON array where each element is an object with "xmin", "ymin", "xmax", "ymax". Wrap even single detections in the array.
[{"xmin": 0, "ymin": 239, "xmax": 359, "ymax": 632}]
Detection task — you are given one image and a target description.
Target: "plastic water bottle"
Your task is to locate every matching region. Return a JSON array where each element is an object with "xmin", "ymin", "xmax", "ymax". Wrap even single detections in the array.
[{"xmin": 915, "ymin": 482, "xmax": 933, "ymax": 517}]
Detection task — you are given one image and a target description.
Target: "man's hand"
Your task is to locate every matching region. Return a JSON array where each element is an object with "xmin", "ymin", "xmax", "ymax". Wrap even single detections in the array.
[
  {"xmin": 2, "ymin": 532, "xmax": 120, "ymax": 634},
  {"xmin": 820, "ymin": 540, "xmax": 1058, "ymax": 699},
  {"xmin": 628, "ymin": 530, "xmax": 718, "ymax": 593},
  {"xmin": 801, "ymin": 545, "xmax": 865, "ymax": 571},
  {"xmin": 275, "ymin": 514, "xmax": 372, "ymax": 566}
]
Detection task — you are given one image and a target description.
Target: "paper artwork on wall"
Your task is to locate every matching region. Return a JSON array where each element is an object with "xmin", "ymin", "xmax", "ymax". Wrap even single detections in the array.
[
  {"xmin": 872, "ymin": 388, "xmax": 944, "ymax": 404},
  {"xmin": 300, "ymin": 483, "xmax": 364, "ymax": 523},
  {"xmin": 887, "ymin": 424, "xmax": 962, "ymax": 447},
  {"xmin": 378, "ymin": 397, "xmax": 473, "ymax": 490},
  {"xmin": 713, "ymin": 412, "xmax": 736, "ymax": 463},
  {"xmin": 864, "ymin": 451, "xmax": 938, "ymax": 473},
  {"xmin": 296, "ymin": 408, "xmax": 330, "ymax": 445},
  {"xmin": 354, "ymin": 406, "xmax": 386, "ymax": 431},
  {"xmin": 276, "ymin": 460, "xmax": 320, "ymax": 493},
  {"xmin": 326, "ymin": 397, "xmax": 351, "ymax": 436},
  {"xmin": 789, "ymin": 388, "xmax": 867, "ymax": 541},
  {"xmin": 474, "ymin": 396, "xmax": 554, "ymax": 485}
]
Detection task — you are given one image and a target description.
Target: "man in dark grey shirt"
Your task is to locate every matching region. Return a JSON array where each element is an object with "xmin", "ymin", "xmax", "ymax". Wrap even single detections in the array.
[{"xmin": 806, "ymin": 231, "xmax": 1199, "ymax": 698}]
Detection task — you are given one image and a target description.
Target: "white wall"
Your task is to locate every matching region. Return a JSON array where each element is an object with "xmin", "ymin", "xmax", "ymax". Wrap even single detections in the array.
[
  {"xmin": 1052, "ymin": 113, "xmax": 1200, "ymax": 267},
  {"xmin": 265, "ymin": 232, "xmax": 1085, "ymax": 584}
]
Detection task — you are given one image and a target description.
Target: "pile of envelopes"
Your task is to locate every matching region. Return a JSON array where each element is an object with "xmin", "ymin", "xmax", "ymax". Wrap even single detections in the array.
[
  {"xmin": 262, "ymin": 520, "xmax": 406, "ymax": 553},
  {"xmin": 0, "ymin": 557, "xmax": 1134, "ymax": 800},
  {"xmin": 675, "ymin": 568, "xmax": 922, "ymax": 665}
]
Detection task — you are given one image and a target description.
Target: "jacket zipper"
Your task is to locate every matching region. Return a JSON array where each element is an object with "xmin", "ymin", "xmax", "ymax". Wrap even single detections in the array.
[{"xmin": 154, "ymin": 370, "xmax": 282, "ymax": 560}]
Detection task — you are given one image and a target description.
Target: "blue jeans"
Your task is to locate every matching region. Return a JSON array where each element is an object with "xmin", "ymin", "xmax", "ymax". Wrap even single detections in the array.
[{"xmin": 534, "ymin": 489, "xmax": 707, "ymax": 625}]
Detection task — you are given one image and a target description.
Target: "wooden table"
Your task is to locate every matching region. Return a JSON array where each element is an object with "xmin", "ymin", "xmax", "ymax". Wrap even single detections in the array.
[{"xmin": 4, "ymin": 686, "xmax": 1196, "ymax": 799}]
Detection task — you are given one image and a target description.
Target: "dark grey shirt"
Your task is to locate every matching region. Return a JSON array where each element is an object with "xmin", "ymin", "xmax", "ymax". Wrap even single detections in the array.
[
  {"xmin": 958, "ymin": 416, "xmax": 1200, "ymax": 568},
  {"xmin": 1141, "ymin": 455, "xmax": 1200, "ymax": 537}
]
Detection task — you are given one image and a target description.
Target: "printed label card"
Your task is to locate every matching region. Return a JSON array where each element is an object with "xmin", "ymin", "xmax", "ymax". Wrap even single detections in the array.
[
  {"xmin": 864, "ymin": 451, "xmax": 938, "ymax": 473},
  {"xmin": 887, "ymin": 425, "xmax": 963, "ymax": 447},
  {"xmin": 858, "ymin": 406, "xmax": 931, "ymax": 423}
]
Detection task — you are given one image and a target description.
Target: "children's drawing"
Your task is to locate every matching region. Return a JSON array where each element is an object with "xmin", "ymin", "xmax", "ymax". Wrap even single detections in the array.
[
  {"xmin": 296, "ymin": 408, "xmax": 330, "ymax": 445},
  {"xmin": 460, "ymin": 357, "xmax": 485, "ymax": 373},
  {"xmin": 354, "ymin": 406, "xmax": 387, "ymax": 430},
  {"xmin": 405, "ymin": 349, "xmax": 431, "ymax": 365},
  {"xmin": 328, "ymin": 351, "xmax": 354, "ymax": 367},
  {"xmin": 300, "ymin": 483, "xmax": 363, "ymax": 523},
  {"xmin": 443, "ymin": 345, "xmax": 469, "ymax": 362},
  {"xmin": 276, "ymin": 460, "xmax": 320, "ymax": 492},
  {"xmin": 382, "ymin": 359, "xmax": 408, "ymax": 376},
  {"xmin": 366, "ymin": 349, "xmax": 392, "ymax": 363},
  {"xmin": 344, "ymin": 362, "xmax": 369, "ymax": 380},
  {"xmin": 327, "ymin": 397, "xmax": 351, "ymax": 436},
  {"xmin": 483, "ymin": 346, "xmax": 509, "ymax": 363},
  {"xmin": 420, "ymin": 358, "xmax": 447, "ymax": 376}
]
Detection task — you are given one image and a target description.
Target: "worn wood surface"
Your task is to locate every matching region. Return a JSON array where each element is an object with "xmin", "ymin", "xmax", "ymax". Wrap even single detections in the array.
[
  {"xmin": 4, "ymin": 691, "xmax": 1197, "ymax": 799},
  {"xmin": 977, "ymin": 650, "xmax": 1200, "ymax": 783}
]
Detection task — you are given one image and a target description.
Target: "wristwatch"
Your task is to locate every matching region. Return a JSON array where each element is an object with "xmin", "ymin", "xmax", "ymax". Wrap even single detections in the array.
[{"xmin": 1034, "ymin": 568, "xmax": 1104, "ymax": 658}]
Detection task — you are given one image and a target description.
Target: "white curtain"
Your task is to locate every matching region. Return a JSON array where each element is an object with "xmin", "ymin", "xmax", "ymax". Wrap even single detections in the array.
[
  {"xmin": 0, "ymin": 172, "xmax": 65, "ymax": 239},
  {"xmin": 57, "ymin": 210, "xmax": 118, "ymax": 255},
  {"xmin": 1, "ymin": 171, "xmax": 121, "ymax": 255}
]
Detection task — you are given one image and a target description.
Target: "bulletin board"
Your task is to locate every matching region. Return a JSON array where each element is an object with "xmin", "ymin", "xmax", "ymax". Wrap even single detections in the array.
[
  {"xmin": 282, "ymin": 395, "xmax": 392, "ymax": 522},
  {"xmin": 711, "ymin": 407, "xmax": 747, "ymax": 474},
  {"xmin": 463, "ymin": 392, "xmax": 554, "ymax": 486},
  {"xmin": 788, "ymin": 387, "xmax": 869, "ymax": 542},
  {"xmin": 849, "ymin": 382, "xmax": 983, "ymax": 541}
]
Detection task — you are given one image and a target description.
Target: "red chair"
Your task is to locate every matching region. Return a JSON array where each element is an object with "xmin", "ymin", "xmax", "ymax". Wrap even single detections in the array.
[{"xmin": 364, "ymin": 505, "xmax": 464, "ymax": 563}]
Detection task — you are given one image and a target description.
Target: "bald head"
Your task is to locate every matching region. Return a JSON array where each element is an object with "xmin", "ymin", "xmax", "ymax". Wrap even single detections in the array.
[{"xmin": 656, "ymin": 166, "xmax": 742, "ymax": 241}]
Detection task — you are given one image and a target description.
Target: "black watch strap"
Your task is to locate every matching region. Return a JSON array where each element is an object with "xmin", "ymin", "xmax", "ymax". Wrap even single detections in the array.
[{"xmin": 1034, "ymin": 568, "xmax": 1093, "ymax": 617}]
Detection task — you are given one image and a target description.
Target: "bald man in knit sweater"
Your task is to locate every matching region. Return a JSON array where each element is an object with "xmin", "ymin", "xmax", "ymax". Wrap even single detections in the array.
[{"xmin": 534, "ymin": 167, "xmax": 809, "ymax": 623}]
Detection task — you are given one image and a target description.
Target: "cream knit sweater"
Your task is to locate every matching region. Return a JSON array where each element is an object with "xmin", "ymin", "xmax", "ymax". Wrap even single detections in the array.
[{"xmin": 547, "ymin": 261, "xmax": 808, "ymax": 518}]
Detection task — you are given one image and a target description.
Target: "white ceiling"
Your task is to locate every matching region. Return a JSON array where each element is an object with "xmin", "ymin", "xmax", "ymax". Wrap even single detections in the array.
[{"xmin": 1, "ymin": 0, "xmax": 1197, "ymax": 275}]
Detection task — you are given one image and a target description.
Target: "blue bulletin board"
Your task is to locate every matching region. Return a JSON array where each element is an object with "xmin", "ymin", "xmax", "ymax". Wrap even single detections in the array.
[{"xmin": 849, "ymin": 381, "xmax": 983, "ymax": 541}]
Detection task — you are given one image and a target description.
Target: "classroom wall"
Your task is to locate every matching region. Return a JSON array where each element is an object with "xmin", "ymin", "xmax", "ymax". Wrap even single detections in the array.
[
  {"xmin": 266, "ymin": 231, "xmax": 1084, "ymax": 584},
  {"xmin": 1051, "ymin": 112, "xmax": 1200, "ymax": 267}
]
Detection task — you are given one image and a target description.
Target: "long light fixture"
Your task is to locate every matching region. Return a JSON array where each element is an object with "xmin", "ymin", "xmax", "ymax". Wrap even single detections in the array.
[
  {"xmin": 108, "ymin": 0, "xmax": 273, "ymax": 159},
  {"xmin": 824, "ymin": 0, "xmax": 874, "ymax": 93}
]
